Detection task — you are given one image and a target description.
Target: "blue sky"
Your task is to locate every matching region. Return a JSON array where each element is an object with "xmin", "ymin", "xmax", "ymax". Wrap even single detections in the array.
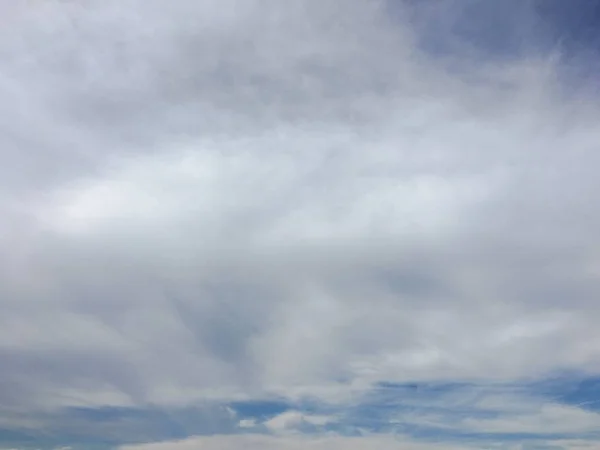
[
  {"xmin": 1, "ymin": 1, "xmax": 600, "ymax": 449},
  {"xmin": 3, "ymin": 376, "xmax": 600, "ymax": 449}
]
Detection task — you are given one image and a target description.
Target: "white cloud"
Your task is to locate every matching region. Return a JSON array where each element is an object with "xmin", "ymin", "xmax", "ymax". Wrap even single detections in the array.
[
  {"xmin": 118, "ymin": 434, "xmax": 468, "ymax": 450},
  {"xmin": 264, "ymin": 411, "xmax": 305, "ymax": 432},
  {"xmin": 263, "ymin": 410, "xmax": 334, "ymax": 433},
  {"xmin": 238, "ymin": 418, "xmax": 257, "ymax": 428},
  {"xmin": 464, "ymin": 403, "xmax": 600, "ymax": 435},
  {"xmin": 117, "ymin": 433, "xmax": 600, "ymax": 450}
]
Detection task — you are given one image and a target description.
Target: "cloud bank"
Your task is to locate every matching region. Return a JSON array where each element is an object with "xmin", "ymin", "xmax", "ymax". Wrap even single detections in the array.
[{"xmin": 1, "ymin": 0, "xmax": 600, "ymax": 448}]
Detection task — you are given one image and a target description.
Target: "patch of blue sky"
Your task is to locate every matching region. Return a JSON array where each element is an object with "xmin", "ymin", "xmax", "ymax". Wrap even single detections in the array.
[
  {"xmin": 396, "ymin": 0, "xmax": 600, "ymax": 56},
  {"xmin": 391, "ymin": 0, "xmax": 600, "ymax": 89},
  {"xmin": 221, "ymin": 377, "xmax": 600, "ymax": 444},
  {"xmin": 228, "ymin": 398, "xmax": 291, "ymax": 421},
  {"xmin": 0, "ymin": 427, "xmax": 115, "ymax": 450},
  {"xmin": 4, "ymin": 375, "xmax": 600, "ymax": 449},
  {"xmin": 0, "ymin": 405, "xmax": 237, "ymax": 449},
  {"xmin": 401, "ymin": 0, "xmax": 544, "ymax": 60},
  {"xmin": 527, "ymin": 372, "xmax": 600, "ymax": 412}
]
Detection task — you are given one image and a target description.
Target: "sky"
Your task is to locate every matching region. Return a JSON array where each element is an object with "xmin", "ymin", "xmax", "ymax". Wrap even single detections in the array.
[{"xmin": 1, "ymin": 0, "xmax": 600, "ymax": 449}]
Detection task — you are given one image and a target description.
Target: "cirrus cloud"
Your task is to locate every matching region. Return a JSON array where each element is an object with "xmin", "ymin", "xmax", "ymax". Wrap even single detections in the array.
[{"xmin": 1, "ymin": 0, "xmax": 600, "ymax": 449}]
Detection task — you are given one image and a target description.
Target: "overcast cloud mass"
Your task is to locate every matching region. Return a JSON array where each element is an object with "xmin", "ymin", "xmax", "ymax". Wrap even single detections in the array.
[{"xmin": 1, "ymin": 0, "xmax": 600, "ymax": 449}]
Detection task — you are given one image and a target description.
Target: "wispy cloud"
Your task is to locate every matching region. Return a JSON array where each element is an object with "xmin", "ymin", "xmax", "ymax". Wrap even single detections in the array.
[
  {"xmin": 118, "ymin": 434, "xmax": 470, "ymax": 450},
  {"xmin": 1, "ymin": 0, "xmax": 600, "ymax": 449}
]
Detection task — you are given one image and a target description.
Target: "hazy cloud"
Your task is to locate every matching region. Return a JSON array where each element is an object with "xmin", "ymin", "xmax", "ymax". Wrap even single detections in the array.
[{"xmin": 1, "ymin": 0, "xmax": 600, "ymax": 448}]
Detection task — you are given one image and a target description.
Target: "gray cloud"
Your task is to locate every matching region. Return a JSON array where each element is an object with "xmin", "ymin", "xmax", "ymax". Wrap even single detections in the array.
[{"xmin": 1, "ymin": 3, "xmax": 600, "ymax": 447}]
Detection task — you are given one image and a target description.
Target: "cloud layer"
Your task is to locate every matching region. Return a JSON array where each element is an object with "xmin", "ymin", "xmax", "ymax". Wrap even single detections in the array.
[{"xmin": 1, "ymin": 0, "xmax": 600, "ymax": 448}]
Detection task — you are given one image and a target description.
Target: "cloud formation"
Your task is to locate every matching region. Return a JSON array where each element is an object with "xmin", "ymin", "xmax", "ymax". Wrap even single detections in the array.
[
  {"xmin": 1, "ymin": 0, "xmax": 600, "ymax": 448},
  {"xmin": 119, "ymin": 434, "xmax": 468, "ymax": 450}
]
